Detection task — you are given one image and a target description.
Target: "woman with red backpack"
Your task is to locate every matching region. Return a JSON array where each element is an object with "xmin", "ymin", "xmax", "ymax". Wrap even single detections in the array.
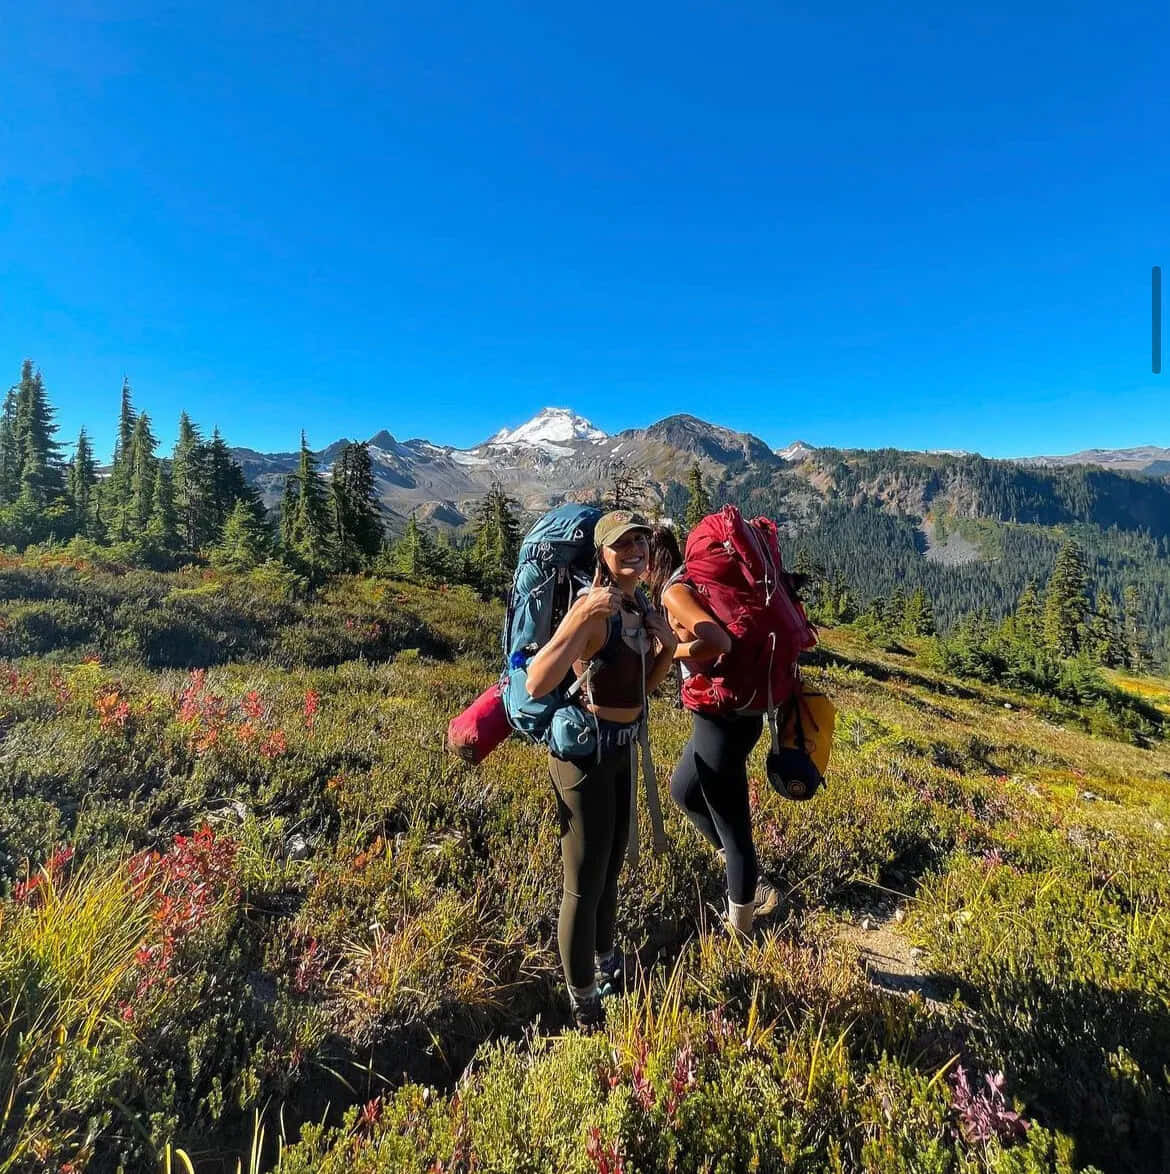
[{"xmin": 648, "ymin": 509, "xmax": 817, "ymax": 937}]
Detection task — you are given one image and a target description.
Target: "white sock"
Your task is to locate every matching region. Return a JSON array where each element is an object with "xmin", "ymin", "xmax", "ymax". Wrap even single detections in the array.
[{"xmin": 727, "ymin": 897, "xmax": 754, "ymax": 936}]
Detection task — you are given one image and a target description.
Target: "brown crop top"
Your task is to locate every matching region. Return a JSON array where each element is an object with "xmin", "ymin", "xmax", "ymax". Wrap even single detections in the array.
[{"xmin": 587, "ymin": 628, "xmax": 650, "ymax": 709}]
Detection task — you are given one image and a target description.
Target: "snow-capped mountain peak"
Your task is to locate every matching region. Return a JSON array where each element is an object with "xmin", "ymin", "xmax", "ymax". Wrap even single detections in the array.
[
  {"xmin": 485, "ymin": 407, "xmax": 607, "ymax": 450},
  {"xmin": 776, "ymin": 440, "xmax": 814, "ymax": 462}
]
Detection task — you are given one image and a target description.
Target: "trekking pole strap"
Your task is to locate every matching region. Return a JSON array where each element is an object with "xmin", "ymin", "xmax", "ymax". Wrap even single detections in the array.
[
  {"xmin": 766, "ymin": 632, "xmax": 781, "ymax": 756},
  {"xmin": 626, "ymin": 630, "xmax": 667, "ymax": 867}
]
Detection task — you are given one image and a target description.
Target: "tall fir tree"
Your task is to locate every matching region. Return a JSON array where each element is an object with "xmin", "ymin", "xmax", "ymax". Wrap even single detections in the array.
[
  {"xmin": 282, "ymin": 433, "xmax": 333, "ymax": 573},
  {"xmin": 0, "ymin": 382, "xmax": 20, "ymax": 504},
  {"xmin": 14, "ymin": 361, "xmax": 65, "ymax": 507},
  {"xmin": 1122, "ymin": 584, "xmax": 1149, "ymax": 673},
  {"xmin": 331, "ymin": 441, "xmax": 383, "ymax": 569},
  {"xmin": 206, "ymin": 428, "xmax": 235, "ymax": 537},
  {"xmin": 470, "ymin": 482, "xmax": 521, "ymax": 596},
  {"xmin": 684, "ymin": 462, "xmax": 712, "ymax": 530},
  {"xmin": 145, "ymin": 466, "xmax": 178, "ymax": 548},
  {"xmin": 1086, "ymin": 591, "xmax": 1124, "ymax": 667},
  {"xmin": 172, "ymin": 413, "xmax": 211, "ymax": 551},
  {"xmin": 106, "ymin": 378, "xmax": 138, "ymax": 540},
  {"xmin": 1014, "ymin": 580, "xmax": 1043, "ymax": 645},
  {"xmin": 886, "ymin": 586, "xmax": 908, "ymax": 628},
  {"xmin": 1042, "ymin": 538, "xmax": 1089, "ymax": 658},
  {"xmin": 115, "ymin": 377, "xmax": 136, "ymax": 464},
  {"xmin": 128, "ymin": 413, "xmax": 159, "ymax": 534},
  {"xmin": 279, "ymin": 472, "xmax": 299, "ymax": 552},
  {"xmin": 66, "ymin": 427, "xmax": 97, "ymax": 534}
]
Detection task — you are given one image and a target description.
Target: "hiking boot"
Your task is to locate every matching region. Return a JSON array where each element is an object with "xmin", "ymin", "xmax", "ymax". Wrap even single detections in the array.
[
  {"xmin": 594, "ymin": 949, "xmax": 627, "ymax": 998},
  {"xmin": 716, "ymin": 849, "xmax": 779, "ymax": 918},
  {"xmin": 753, "ymin": 878, "xmax": 780, "ymax": 917},
  {"xmin": 572, "ymin": 993, "xmax": 606, "ymax": 1033}
]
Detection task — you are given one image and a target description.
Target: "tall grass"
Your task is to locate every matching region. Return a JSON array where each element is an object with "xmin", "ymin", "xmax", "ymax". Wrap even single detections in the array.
[{"xmin": 0, "ymin": 859, "xmax": 155, "ymax": 1170}]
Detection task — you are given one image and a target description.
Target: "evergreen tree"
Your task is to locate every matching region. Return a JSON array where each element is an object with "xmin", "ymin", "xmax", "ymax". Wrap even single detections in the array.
[
  {"xmin": 213, "ymin": 499, "xmax": 270, "ymax": 571},
  {"xmin": 1015, "ymin": 580, "xmax": 1043, "ymax": 645},
  {"xmin": 172, "ymin": 413, "xmax": 211, "ymax": 551},
  {"xmin": 1086, "ymin": 591, "xmax": 1124, "ymax": 667},
  {"xmin": 145, "ymin": 466, "xmax": 178, "ymax": 548},
  {"xmin": 66, "ymin": 427, "xmax": 97, "ymax": 534},
  {"xmin": 115, "ymin": 377, "xmax": 136, "ymax": 465},
  {"xmin": 902, "ymin": 586, "xmax": 936, "ymax": 635},
  {"xmin": 0, "ymin": 383, "xmax": 19, "ymax": 505},
  {"xmin": 470, "ymin": 482, "xmax": 521, "ymax": 596},
  {"xmin": 1122, "ymin": 584, "xmax": 1150, "ymax": 673},
  {"xmin": 431, "ymin": 528, "xmax": 467, "ymax": 584},
  {"xmin": 206, "ymin": 428, "xmax": 235, "ymax": 536},
  {"xmin": 392, "ymin": 513, "xmax": 437, "ymax": 581},
  {"xmin": 684, "ymin": 462, "xmax": 712, "ymax": 530},
  {"xmin": 331, "ymin": 441, "xmax": 383, "ymax": 569},
  {"xmin": 1042, "ymin": 539, "xmax": 1089, "ymax": 658},
  {"xmin": 279, "ymin": 472, "xmax": 299, "ymax": 552},
  {"xmin": 14, "ymin": 361, "xmax": 65, "ymax": 507},
  {"xmin": 282, "ymin": 433, "xmax": 333, "ymax": 573},
  {"xmin": 887, "ymin": 586, "xmax": 908, "ymax": 629},
  {"xmin": 128, "ymin": 413, "xmax": 158, "ymax": 534},
  {"xmin": 106, "ymin": 378, "xmax": 137, "ymax": 540}
]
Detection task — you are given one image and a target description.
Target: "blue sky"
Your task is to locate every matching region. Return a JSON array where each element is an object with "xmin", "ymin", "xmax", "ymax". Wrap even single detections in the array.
[{"xmin": 1, "ymin": 2, "xmax": 1166, "ymax": 461}]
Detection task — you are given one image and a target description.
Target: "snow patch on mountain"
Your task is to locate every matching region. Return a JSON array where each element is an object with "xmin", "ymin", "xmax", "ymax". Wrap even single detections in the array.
[
  {"xmin": 485, "ymin": 407, "xmax": 607, "ymax": 452},
  {"xmin": 776, "ymin": 440, "xmax": 814, "ymax": 462},
  {"xmin": 450, "ymin": 450, "xmax": 492, "ymax": 467}
]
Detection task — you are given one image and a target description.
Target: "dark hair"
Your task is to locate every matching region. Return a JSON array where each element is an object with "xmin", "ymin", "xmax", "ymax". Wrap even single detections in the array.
[{"xmin": 644, "ymin": 525, "xmax": 684, "ymax": 606}]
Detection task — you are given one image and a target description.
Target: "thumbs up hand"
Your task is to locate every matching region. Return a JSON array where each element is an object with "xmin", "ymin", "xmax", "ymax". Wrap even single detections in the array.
[{"xmin": 573, "ymin": 561, "xmax": 621, "ymax": 624}]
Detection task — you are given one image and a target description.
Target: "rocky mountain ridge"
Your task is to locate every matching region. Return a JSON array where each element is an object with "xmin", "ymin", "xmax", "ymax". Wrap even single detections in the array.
[{"xmin": 230, "ymin": 409, "xmax": 1170, "ymax": 539}]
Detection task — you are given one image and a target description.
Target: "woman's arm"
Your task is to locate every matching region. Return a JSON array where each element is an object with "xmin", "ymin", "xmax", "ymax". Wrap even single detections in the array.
[
  {"xmin": 643, "ymin": 610, "xmax": 679, "ymax": 692},
  {"xmin": 662, "ymin": 583, "xmax": 731, "ymax": 663},
  {"xmin": 525, "ymin": 587, "xmax": 615, "ymax": 699}
]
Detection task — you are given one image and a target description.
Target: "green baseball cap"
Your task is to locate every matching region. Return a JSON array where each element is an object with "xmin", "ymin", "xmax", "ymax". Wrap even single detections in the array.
[{"xmin": 594, "ymin": 509, "xmax": 651, "ymax": 549}]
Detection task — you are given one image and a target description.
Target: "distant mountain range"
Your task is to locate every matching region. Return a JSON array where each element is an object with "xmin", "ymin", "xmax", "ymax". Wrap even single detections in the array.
[
  {"xmin": 1016, "ymin": 445, "xmax": 1170, "ymax": 476},
  {"xmin": 230, "ymin": 407, "xmax": 1170, "ymax": 538}
]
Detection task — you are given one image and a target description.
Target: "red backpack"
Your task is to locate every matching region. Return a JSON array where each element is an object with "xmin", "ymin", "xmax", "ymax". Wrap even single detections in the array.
[{"xmin": 679, "ymin": 506, "xmax": 817, "ymax": 716}]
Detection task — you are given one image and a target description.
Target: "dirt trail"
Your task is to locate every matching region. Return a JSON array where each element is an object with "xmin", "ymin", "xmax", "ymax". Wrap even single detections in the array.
[{"xmin": 834, "ymin": 908, "xmax": 955, "ymax": 1006}]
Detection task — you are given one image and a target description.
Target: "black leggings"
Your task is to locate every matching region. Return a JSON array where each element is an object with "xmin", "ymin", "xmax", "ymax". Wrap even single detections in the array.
[
  {"xmin": 549, "ymin": 746, "xmax": 632, "ymax": 990},
  {"xmin": 669, "ymin": 711, "xmax": 762, "ymax": 905}
]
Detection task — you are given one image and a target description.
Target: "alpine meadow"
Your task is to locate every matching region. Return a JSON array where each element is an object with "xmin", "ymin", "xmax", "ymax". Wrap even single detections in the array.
[{"xmin": 1, "ymin": 367, "xmax": 1168, "ymax": 1173}]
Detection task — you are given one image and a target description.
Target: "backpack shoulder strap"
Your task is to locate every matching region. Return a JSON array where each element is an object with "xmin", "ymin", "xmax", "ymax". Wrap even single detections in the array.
[
  {"xmin": 564, "ymin": 612, "xmax": 622, "ymax": 700},
  {"xmin": 598, "ymin": 611, "xmax": 623, "ymax": 661},
  {"xmin": 662, "ymin": 565, "xmax": 689, "ymax": 595}
]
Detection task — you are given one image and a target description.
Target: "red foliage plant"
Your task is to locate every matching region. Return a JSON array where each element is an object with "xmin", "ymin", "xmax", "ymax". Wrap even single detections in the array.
[
  {"xmin": 950, "ymin": 1066, "xmax": 1031, "ymax": 1145},
  {"xmin": 586, "ymin": 1127, "xmax": 625, "ymax": 1174},
  {"xmin": 95, "ymin": 689, "xmax": 131, "ymax": 730},
  {"xmin": 122, "ymin": 824, "xmax": 240, "ymax": 1016},
  {"xmin": 260, "ymin": 729, "xmax": 288, "ymax": 759},
  {"xmin": 3, "ymin": 668, "xmax": 34, "ymax": 698},
  {"xmin": 12, "ymin": 845, "xmax": 75, "ymax": 906},
  {"xmin": 293, "ymin": 937, "xmax": 324, "ymax": 994},
  {"xmin": 665, "ymin": 1042, "xmax": 697, "ymax": 1121}
]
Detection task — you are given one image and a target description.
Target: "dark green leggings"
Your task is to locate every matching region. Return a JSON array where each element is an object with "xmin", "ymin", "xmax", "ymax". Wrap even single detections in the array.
[{"xmin": 549, "ymin": 746, "xmax": 633, "ymax": 990}]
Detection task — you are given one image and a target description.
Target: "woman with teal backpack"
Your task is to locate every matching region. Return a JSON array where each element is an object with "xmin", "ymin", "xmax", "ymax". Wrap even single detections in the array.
[{"xmin": 524, "ymin": 510, "xmax": 677, "ymax": 1029}]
